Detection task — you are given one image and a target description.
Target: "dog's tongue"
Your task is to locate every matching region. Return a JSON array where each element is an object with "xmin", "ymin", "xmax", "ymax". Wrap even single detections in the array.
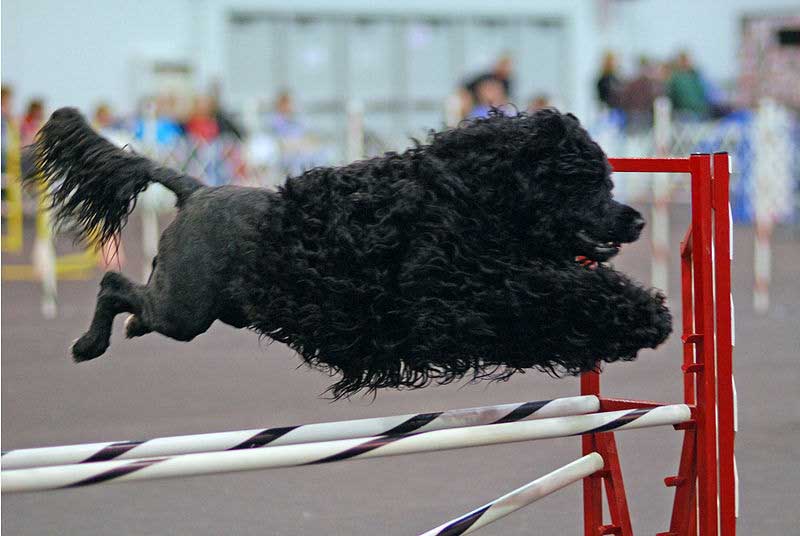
[{"xmin": 575, "ymin": 255, "xmax": 598, "ymax": 270}]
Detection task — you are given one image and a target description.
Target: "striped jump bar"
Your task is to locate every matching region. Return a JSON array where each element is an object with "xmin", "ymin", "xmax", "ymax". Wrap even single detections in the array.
[
  {"xmin": 420, "ymin": 453, "xmax": 604, "ymax": 536},
  {"xmin": 2, "ymin": 405, "xmax": 689, "ymax": 493},
  {"xmin": 1, "ymin": 395, "xmax": 598, "ymax": 470}
]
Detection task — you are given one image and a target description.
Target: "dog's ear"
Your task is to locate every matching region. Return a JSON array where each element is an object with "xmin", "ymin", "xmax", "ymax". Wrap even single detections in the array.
[
  {"xmin": 521, "ymin": 110, "xmax": 568, "ymax": 158},
  {"xmin": 565, "ymin": 112, "xmax": 580, "ymax": 124}
]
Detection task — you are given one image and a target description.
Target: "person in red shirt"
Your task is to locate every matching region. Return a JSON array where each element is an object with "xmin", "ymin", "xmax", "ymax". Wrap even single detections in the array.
[
  {"xmin": 20, "ymin": 98, "xmax": 45, "ymax": 145},
  {"xmin": 184, "ymin": 95, "xmax": 219, "ymax": 143}
]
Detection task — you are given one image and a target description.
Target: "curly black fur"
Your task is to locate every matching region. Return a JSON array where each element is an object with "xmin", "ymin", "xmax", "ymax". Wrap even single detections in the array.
[{"xmin": 33, "ymin": 107, "xmax": 672, "ymax": 398}]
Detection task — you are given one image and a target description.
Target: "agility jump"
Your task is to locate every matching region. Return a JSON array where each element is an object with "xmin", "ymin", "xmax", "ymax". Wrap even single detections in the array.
[{"xmin": 1, "ymin": 155, "xmax": 736, "ymax": 535}]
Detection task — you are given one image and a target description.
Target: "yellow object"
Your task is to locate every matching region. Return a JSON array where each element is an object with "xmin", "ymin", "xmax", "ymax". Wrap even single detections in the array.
[
  {"xmin": 1, "ymin": 145, "xmax": 101, "ymax": 281},
  {"xmin": 1, "ymin": 121, "xmax": 24, "ymax": 253}
]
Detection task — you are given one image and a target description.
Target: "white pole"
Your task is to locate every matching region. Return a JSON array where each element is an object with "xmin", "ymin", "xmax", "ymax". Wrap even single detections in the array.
[
  {"xmin": 752, "ymin": 97, "xmax": 792, "ymax": 314},
  {"xmin": 140, "ymin": 101, "xmax": 160, "ymax": 282},
  {"xmin": 444, "ymin": 94, "xmax": 463, "ymax": 128},
  {"xmin": 32, "ymin": 209, "xmax": 57, "ymax": 319},
  {"xmin": 651, "ymin": 96, "xmax": 672, "ymax": 294},
  {"xmin": 1, "ymin": 405, "xmax": 690, "ymax": 493},
  {"xmin": 346, "ymin": 99, "xmax": 364, "ymax": 163},
  {"xmin": 1, "ymin": 396, "xmax": 598, "ymax": 470},
  {"xmin": 753, "ymin": 99, "xmax": 772, "ymax": 314},
  {"xmin": 419, "ymin": 453, "xmax": 604, "ymax": 536},
  {"xmin": 140, "ymin": 206, "xmax": 159, "ymax": 282},
  {"xmin": 34, "ymin": 106, "xmax": 59, "ymax": 319},
  {"xmin": 241, "ymin": 96, "xmax": 261, "ymax": 138}
]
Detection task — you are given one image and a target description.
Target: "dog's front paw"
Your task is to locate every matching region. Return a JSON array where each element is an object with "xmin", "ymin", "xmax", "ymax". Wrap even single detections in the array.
[{"xmin": 71, "ymin": 332, "xmax": 109, "ymax": 362}]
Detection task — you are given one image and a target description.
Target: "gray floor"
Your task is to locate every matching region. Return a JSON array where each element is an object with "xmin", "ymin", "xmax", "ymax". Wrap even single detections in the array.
[{"xmin": 3, "ymin": 206, "xmax": 799, "ymax": 535}]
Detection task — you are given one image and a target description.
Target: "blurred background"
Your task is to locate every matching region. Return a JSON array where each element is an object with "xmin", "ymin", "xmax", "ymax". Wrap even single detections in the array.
[
  {"xmin": 3, "ymin": 0, "xmax": 799, "ymax": 190},
  {"xmin": 2, "ymin": 1, "xmax": 799, "ymax": 534}
]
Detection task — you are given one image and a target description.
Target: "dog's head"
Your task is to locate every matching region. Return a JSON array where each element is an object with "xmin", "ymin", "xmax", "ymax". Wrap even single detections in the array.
[
  {"xmin": 514, "ymin": 110, "xmax": 645, "ymax": 263},
  {"xmin": 430, "ymin": 109, "xmax": 644, "ymax": 264}
]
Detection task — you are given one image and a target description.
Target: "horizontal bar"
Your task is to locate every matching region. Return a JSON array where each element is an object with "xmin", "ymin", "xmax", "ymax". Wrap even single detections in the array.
[
  {"xmin": 599, "ymin": 398, "xmax": 665, "ymax": 411},
  {"xmin": 1, "ymin": 396, "xmax": 599, "ymax": 470},
  {"xmin": 609, "ymin": 158, "xmax": 692, "ymax": 174},
  {"xmin": 1, "ymin": 405, "xmax": 690, "ymax": 493},
  {"xmin": 419, "ymin": 453, "xmax": 604, "ymax": 536}
]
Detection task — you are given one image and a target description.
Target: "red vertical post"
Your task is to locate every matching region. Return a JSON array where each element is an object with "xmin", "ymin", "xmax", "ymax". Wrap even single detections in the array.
[
  {"xmin": 680, "ymin": 227, "xmax": 697, "ymax": 408},
  {"xmin": 602, "ymin": 157, "xmax": 713, "ymax": 536},
  {"xmin": 713, "ymin": 153, "xmax": 736, "ymax": 535},
  {"xmin": 689, "ymin": 154, "xmax": 719, "ymax": 536},
  {"xmin": 582, "ymin": 371, "xmax": 603, "ymax": 534},
  {"xmin": 597, "ymin": 433, "xmax": 634, "ymax": 536},
  {"xmin": 679, "ymin": 230, "xmax": 698, "ymax": 536},
  {"xmin": 662, "ymin": 426, "xmax": 698, "ymax": 536}
]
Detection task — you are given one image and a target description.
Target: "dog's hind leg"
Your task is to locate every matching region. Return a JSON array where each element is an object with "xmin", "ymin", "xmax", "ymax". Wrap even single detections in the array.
[
  {"xmin": 124, "ymin": 256, "xmax": 157, "ymax": 339},
  {"xmin": 72, "ymin": 272, "xmax": 147, "ymax": 362}
]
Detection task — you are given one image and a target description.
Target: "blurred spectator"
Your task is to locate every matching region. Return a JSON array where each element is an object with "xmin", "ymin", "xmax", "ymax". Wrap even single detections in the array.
[
  {"xmin": 93, "ymin": 102, "xmax": 116, "ymax": 130},
  {"xmin": 464, "ymin": 53, "xmax": 514, "ymax": 104},
  {"xmin": 185, "ymin": 95, "xmax": 220, "ymax": 143},
  {"xmin": 92, "ymin": 102, "xmax": 134, "ymax": 149},
  {"xmin": 269, "ymin": 91, "xmax": 306, "ymax": 139},
  {"xmin": 596, "ymin": 52, "xmax": 622, "ymax": 109},
  {"xmin": 667, "ymin": 51, "xmax": 711, "ymax": 119},
  {"xmin": 267, "ymin": 91, "xmax": 332, "ymax": 176},
  {"xmin": 494, "ymin": 54, "xmax": 514, "ymax": 97},
  {"xmin": 2, "ymin": 85, "xmax": 16, "ymax": 172},
  {"xmin": 700, "ymin": 75, "xmax": 734, "ymax": 119},
  {"xmin": 209, "ymin": 81, "xmax": 243, "ymax": 139},
  {"xmin": 1, "ymin": 85, "xmax": 14, "ymax": 127},
  {"xmin": 619, "ymin": 57, "xmax": 661, "ymax": 131},
  {"xmin": 468, "ymin": 78, "xmax": 510, "ymax": 118},
  {"xmin": 527, "ymin": 93, "xmax": 552, "ymax": 112},
  {"xmin": 134, "ymin": 95, "xmax": 183, "ymax": 146},
  {"xmin": 20, "ymin": 98, "xmax": 45, "ymax": 145}
]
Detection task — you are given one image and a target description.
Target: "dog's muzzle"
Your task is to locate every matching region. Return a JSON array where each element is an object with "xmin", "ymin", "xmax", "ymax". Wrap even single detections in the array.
[{"xmin": 575, "ymin": 229, "xmax": 622, "ymax": 262}]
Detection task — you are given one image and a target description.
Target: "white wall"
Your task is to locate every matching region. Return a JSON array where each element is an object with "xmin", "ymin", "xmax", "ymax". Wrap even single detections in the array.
[
  {"xmin": 1, "ymin": 0, "xmax": 192, "ymax": 114},
  {"xmin": 1, "ymin": 0, "xmax": 597, "ymax": 119},
  {"xmin": 195, "ymin": 0, "xmax": 597, "ymax": 119}
]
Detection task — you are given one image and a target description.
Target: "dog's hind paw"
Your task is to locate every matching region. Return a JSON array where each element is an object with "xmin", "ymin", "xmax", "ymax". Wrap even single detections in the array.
[{"xmin": 71, "ymin": 333, "xmax": 109, "ymax": 362}]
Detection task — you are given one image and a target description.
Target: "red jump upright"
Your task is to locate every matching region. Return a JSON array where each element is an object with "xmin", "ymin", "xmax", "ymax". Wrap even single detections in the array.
[{"xmin": 581, "ymin": 154, "xmax": 736, "ymax": 536}]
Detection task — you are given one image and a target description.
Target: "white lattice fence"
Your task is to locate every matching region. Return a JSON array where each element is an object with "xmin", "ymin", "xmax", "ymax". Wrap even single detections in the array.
[{"xmin": 591, "ymin": 99, "xmax": 797, "ymax": 312}]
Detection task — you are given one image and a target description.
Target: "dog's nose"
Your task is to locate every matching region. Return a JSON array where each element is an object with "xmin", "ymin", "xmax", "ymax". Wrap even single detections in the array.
[{"xmin": 632, "ymin": 217, "xmax": 646, "ymax": 233}]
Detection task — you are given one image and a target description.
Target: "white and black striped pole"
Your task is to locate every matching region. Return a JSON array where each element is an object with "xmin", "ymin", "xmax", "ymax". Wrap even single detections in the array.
[
  {"xmin": 1, "ymin": 396, "xmax": 598, "ymax": 470},
  {"xmin": 2, "ymin": 405, "xmax": 689, "ymax": 493},
  {"xmin": 419, "ymin": 453, "xmax": 604, "ymax": 536}
]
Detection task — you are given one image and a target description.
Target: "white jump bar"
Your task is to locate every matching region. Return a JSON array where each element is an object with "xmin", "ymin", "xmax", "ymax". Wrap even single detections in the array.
[{"xmin": 2, "ymin": 405, "xmax": 689, "ymax": 493}]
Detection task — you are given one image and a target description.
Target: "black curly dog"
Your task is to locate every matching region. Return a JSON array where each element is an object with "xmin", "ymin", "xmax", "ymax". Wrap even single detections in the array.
[{"xmin": 29, "ymin": 107, "xmax": 671, "ymax": 397}]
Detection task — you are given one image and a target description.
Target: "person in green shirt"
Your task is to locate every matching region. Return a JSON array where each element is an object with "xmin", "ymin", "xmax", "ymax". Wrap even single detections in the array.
[{"xmin": 667, "ymin": 51, "xmax": 711, "ymax": 119}]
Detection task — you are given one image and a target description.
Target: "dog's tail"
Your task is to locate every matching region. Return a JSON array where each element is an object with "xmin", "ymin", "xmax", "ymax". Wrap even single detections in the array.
[{"xmin": 26, "ymin": 107, "xmax": 204, "ymax": 245}]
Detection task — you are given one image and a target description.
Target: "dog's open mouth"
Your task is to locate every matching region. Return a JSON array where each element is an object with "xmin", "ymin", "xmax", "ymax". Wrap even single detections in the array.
[{"xmin": 575, "ymin": 229, "xmax": 621, "ymax": 267}]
